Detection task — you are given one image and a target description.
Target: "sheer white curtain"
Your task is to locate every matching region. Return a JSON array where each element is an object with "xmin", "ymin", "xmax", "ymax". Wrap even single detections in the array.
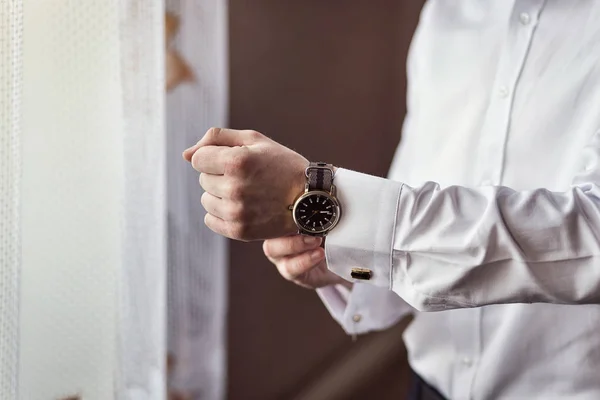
[
  {"xmin": 165, "ymin": 1, "xmax": 229, "ymax": 399},
  {"xmin": 19, "ymin": 1, "xmax": 166, "ymax": 399},
  {"xmin": 117, "ymin": 2, "xmax": 167, "ymax": 398},
  {"xmin": 1, "ymin": 1, "xmax": 227, "ymax": 398},
  {"xmin": 0, "ymin": 1, "xmax": 23, "ymax": 398}
]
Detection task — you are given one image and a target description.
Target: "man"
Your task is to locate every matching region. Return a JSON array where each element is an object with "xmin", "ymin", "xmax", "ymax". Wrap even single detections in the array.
[{"xmin": 184, "ymin": 2, "xmax": 600, "ymax": 399}]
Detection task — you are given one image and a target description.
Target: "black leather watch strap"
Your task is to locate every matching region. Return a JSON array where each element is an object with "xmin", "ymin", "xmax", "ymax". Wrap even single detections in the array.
[{"xmin": 306, "ymin": 162, "xmax": 334, "ymax": 192}]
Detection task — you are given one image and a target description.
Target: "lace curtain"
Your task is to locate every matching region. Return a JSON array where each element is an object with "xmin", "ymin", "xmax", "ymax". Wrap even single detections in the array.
[
  {"xmin": 165, "ymin": 1, "xmax": 229, "ymax": 399},
  {"xmin": 18, "ymin": 0, "xmax": 166, "ymax": 398},
  {"xmin": 0, "ymin": 1, "xmax": 23, "ymax": 398},
  {"xmin": 1, "ymin": 1, "xmax": 227, "ymax": 398}
]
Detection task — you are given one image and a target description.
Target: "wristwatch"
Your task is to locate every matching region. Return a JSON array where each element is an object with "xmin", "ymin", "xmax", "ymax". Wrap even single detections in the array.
[{"xmin": 289, "ymin": 162, "xmax": 341, "ymax": 237}]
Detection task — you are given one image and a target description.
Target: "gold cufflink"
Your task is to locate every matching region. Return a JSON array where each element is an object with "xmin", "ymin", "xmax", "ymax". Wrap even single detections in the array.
[{"xmin": 351, "ymin": 268, "xmax": 372, "ymax": 280}]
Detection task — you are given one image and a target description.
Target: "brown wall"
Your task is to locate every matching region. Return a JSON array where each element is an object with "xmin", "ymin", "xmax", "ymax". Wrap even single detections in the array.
[{"xmin": 228, "ymin": 2, "xmax": 423, "ymax": 399}]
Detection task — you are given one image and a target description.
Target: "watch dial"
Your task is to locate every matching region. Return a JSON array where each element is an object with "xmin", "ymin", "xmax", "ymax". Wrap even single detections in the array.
[{"xmin": 294, "ymin": 193, "xmax": 338, "ymax": 233}]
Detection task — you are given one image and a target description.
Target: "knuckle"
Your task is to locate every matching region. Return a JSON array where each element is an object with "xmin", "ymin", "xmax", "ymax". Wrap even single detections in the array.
[
  {"xmin": 206, "ymin": 127, "xmax": 221, "ymax": 140},
  {"xmin": 293, "ymin": 256, "xmax": 310, "ymax": 274},
  {"xmin": 225, "ymin": 222, "xmax": 240, "ymax": 240},
  {"xmin": 246, "ymin": 130, "xmax": 263, "ymax": 141},
  {"xmin": 225, "ymin": 147, "xmax": 251, "ymax": 175},
  {"xmin": 227, "ymin": 202, "xmax": 245, "ymax": 221},
  {"xmin": 228, "ymin": 222, "xmax": 251, "ymax": 241},
  {"xmin": 291, "ymin": 236, "xmax": 306, "ymax": 253},
  {"xmin": 200, "ymin": 191, "xmax": 209, "ymax": 208},
  {"xmin": 287, "ymin": 257, "xmax": 307, "ymax": 279},
  {"xmin": 204, "ymin": 213, "xmax": 221, "ymax": 235},
  {"xmin": 277, "ymin": 260, "xmax": 295, "ymax": 281},
  {"xmin": 226, "ymin": 181, "xmax": 245, "ymax": 200},
  {"xmin": 262, "ymin": 240, "xmax": 272, "ymax": 258},
  {"xmin": 190, "ymin": 151, "xmax": 202, "ymax": 171},
  {"xmin": 281, "ymin": 238, "xmax": 298, "ymax": 255}
]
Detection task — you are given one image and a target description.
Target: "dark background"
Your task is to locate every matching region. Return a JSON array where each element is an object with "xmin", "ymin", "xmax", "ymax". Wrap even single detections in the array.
[{"xmin": 228, "ymin": 2, "xmax": 424, "ymax": 399}]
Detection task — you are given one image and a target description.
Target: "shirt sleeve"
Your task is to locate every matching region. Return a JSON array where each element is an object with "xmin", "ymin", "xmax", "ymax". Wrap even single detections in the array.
[
  {"xmin": 316, "ymin": 283, "xmax": 414, "ymax": 335},
  {"xmin": 326, "ymin": 133, "xmax": 600, "ymax": 311}
]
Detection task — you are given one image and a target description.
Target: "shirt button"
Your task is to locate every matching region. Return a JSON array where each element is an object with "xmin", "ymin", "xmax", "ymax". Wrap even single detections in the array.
[
  {"xmin": 352, "ymin": 314, "xmax": 362, "ymax": 323},
  {"xmin": 519, "ymin": 12, "xmax": 531, "ymax": 25},
  {"xmin": 498, "ymin": 85, "xmax": 509, "ymax": 98},
  {"xmin": 461, "ymin": 357, "xmax": 473, "ymax": 367}
]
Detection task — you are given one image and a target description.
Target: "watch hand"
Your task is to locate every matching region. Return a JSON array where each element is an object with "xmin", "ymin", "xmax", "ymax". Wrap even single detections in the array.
[{"xmin": 305, "ymin": 210, "xmax": 318, "ymax": 223}]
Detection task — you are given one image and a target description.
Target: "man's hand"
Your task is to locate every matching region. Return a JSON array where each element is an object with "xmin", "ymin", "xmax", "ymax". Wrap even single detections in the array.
[
  {"xmin": 183, "ymin": 128, "xmax": 308, "ymax": 241},
  {"xmin": 263, "ymin": 235, "xmax": 350, "ymax": 289}
]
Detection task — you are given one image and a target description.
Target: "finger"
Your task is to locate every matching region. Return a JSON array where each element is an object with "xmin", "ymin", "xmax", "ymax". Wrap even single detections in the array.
[
  {"xmin": 201, "ymin": 192, "xmax": 244, "ymax": 221},
  {"xmin": 292, "ymin": 259, "xmax": 330, "ymax": 289},
  {"xmin": 198, "ymin": 127, "xmax": 261, "ymax": 147},
  {"xmin": 183, "ymin": 129, "xmax": 238, "ymax": 162},
  {"xmin": 182, "ymin": 143, "xmax": 200, "ymax": 162},
  {"xmin": 190, "ymin": 146, "xmax": 233, "ymax": 174},
  {"xmin": 201, "ymin": 192, "xmax": 235, "ymax": 220},
  {"xmin": 199, "ymin": 173, "xmax": 237, "ymax": 199},
  {"xmin": 204, "ymin": 213, "xmax": 251, "ymax": 241},
  {"xmin": 263, "ymin": 235, "xmax": 322, "ymax": 259},
  {"xmin": 277, "ymin": 248, "xmax": 325, "ymax": 281},
  {"xmin": 204, "ymin": 213, "xmax": 229, "ymax": 237},
  {"xmin": 183, "ymin": 128, "xmax": 261, "ymax": 162}
]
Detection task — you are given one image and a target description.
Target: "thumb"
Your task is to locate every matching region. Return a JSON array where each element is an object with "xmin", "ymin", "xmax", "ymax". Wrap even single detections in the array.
[
  {"xmin": 182, "ymin": 127, "xmax": 258, "ymax": 162},
  {"xmin": 182, "ymin": 142, "xmax": 201, "ymax": 162}
]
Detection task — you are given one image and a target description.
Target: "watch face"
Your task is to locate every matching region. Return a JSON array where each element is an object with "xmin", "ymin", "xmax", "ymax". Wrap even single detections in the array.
[{"xmin": 293, "ymin": 192, "xmax": 340, "ymax": 234}]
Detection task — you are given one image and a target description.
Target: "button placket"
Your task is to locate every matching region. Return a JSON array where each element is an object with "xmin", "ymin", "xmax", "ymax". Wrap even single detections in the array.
[
  {"xmin": 449, "ymin": 308, "xmax": 481, "ymax": 400},
  {"xmin": 497, "ymin": 85, "xmax": 510, "ymax": 98},
  {"xmin": 460, "ymin": 3, "xmax": 546, "ymax": 399},
  {"xmin": 519, "ymin": 12, "xmax": 531, "ymax": 25},
  {"xmin": 475, "ymin": 2, "xmax": 543, "ymax": 187}
]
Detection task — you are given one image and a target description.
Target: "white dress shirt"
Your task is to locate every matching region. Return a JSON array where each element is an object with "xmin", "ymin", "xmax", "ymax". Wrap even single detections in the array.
[{"xmin": 318, "ymin": 1, "xmax": 600, "ymax": 399}]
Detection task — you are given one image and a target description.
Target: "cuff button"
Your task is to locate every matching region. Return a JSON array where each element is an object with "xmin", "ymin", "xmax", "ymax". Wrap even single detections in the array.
[
  {"xmin": 350, "ymin": 268, "xmax": 372, "ymax": 280},
  {"xmin": 352, "ymin": 314, "xmax": 362, "ymax": 323}
]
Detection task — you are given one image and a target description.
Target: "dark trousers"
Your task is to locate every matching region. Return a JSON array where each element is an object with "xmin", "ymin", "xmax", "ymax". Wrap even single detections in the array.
[{"xmin": 408, "ymin": 370, "xmax": 448, "ymax": 400}]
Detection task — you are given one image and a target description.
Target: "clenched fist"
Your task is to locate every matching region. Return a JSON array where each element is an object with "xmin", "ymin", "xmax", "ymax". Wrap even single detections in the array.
[
  {"xmin": 183, "ymin": 128, "xmax": 309, "ymax": 241},
  {"xmin": 263, "ymin": 235, "xmax": 350, "ymax": 289}
]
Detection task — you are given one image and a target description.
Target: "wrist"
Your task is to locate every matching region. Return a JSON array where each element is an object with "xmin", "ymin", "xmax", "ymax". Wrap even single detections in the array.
[
  {"xmin": 287, "ymin": 158, "xmax": 309, "ymax": 205},
  {"xmin": 283, "ymin": 158, "xmax": 309, "ymax": 235}
]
